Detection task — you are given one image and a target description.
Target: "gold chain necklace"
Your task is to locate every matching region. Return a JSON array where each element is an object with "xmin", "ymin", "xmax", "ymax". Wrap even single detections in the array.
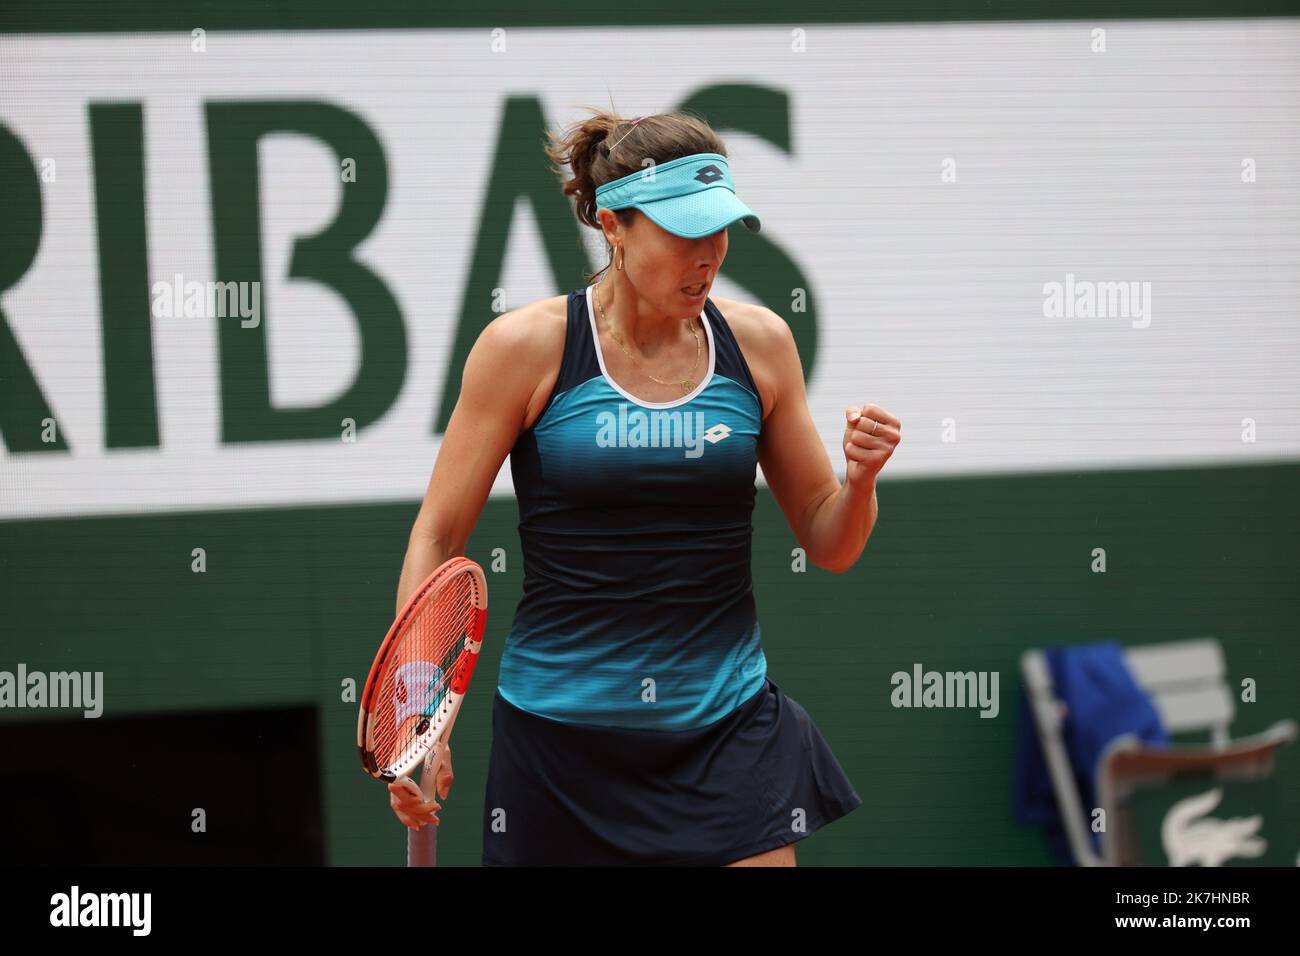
[{"xmin": 596, "ymin": 282, "xmax": 701, "ymax": 395}]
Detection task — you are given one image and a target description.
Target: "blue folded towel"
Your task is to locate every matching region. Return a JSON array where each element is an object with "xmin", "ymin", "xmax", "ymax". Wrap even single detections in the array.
[{"xmin": 1014, "ymin": 641, "xmax": 1169, "ymax": 864}]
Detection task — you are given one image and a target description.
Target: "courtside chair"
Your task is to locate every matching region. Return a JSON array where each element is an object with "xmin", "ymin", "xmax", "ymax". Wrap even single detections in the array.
[{"xmin": 1021, "ymin": 638, "xmax": 1297, "ymax": 866}]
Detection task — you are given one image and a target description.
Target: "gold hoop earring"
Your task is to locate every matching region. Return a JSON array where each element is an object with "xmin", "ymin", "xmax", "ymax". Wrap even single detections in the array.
[{"xmin": 615, "ymin": 246, "xmax": 624, "ymax": 271}]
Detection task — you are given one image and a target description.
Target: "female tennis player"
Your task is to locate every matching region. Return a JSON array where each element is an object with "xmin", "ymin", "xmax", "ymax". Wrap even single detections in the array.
[{"xmin": 387, "ymin": 110, "xmax": 900, "ymax": 866}]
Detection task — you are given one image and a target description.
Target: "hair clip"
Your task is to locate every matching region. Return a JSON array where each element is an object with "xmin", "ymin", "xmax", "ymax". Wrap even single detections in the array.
[{"xmin": 607, "ymin": 116, "xmax": 647, "ymax": 154}]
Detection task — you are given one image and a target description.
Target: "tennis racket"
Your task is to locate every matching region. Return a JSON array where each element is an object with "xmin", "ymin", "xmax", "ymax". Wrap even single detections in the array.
[{"xmin": 358, "ymin": 555, "xmax": 488, "ymax": 867}]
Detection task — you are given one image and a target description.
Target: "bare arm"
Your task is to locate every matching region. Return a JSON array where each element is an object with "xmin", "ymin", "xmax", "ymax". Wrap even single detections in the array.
[
  {"xmin": 395, "ymin": 307, "xmax": 543, "ymax": 611},
  {"xmin": 755, "ymin": 309, "xmax": 900, "ymax": 573},
  {"xmin": 387, "ymin": 306, "xmax": 548, "ymax": 826}
]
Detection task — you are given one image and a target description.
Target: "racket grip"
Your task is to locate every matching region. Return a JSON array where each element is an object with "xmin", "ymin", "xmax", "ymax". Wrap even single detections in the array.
[{"xmin": 408, "ymin": 822, "xmax": 438, "ymax": 867}]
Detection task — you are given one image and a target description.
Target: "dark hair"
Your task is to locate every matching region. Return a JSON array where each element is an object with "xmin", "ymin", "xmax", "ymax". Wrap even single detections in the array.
[{"xmin": 543, "ymin": 108, "xmax": 728, "ymax": 283}]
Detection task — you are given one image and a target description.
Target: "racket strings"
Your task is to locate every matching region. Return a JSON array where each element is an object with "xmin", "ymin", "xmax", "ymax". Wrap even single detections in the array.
[{"xmin": 372, "ymin": 571, "xmax": 478, "ymax": 774}]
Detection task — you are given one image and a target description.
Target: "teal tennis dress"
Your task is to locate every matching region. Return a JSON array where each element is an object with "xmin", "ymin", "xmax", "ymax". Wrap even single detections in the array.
[{"xmin": 481, "ymin": 285, "xmax": 861, "ymax": 865}]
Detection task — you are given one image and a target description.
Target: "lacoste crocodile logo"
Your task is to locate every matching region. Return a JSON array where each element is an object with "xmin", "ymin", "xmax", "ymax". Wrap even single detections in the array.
[{"xmin": 1161, "ymin": 787, "xmax": 1267, "ymax": 867}]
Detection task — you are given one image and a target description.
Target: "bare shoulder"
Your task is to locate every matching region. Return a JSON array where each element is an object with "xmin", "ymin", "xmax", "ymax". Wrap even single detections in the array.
[
  {"xmin": 711, "ymin": 295, "xmax": 794, "ymax": 360},
  {"xmin": 482, "ymin": 293, "xmax": 567, "ymax": 350},
  {"xmin": 710, "ymin": 296, "xmax": 795, "ymax": 421},
  {"xmin": 476, "ymin": 293, "xmax": 568, "ymax": 431}
]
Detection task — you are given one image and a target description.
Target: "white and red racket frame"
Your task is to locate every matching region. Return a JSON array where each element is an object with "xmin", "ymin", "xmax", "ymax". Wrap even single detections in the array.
[{"xmin": 357, "ymin": 556, "xmax": 487, "ymax": 864}]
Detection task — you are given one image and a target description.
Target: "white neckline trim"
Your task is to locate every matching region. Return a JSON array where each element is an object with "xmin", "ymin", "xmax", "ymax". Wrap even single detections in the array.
[{"xmin": 584, "ymin": 284, "xmax": 716, "ymax": 410}]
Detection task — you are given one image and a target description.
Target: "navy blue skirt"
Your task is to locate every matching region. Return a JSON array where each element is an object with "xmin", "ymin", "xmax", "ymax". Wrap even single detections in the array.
[{"xmin": 481, "ymin": 677, "xmax": 862, "ymax": 866}]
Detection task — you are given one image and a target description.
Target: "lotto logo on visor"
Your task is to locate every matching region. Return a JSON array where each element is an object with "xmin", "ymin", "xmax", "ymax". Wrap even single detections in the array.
[{"xmin": 595, "ymin": 153, "xmax": 736, "ymax": 204}]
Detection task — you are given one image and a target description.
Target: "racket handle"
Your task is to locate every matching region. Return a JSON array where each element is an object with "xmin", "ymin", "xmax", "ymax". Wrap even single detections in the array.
[
  {"xmin": 408, "ymin": 821, "xmax": 438, "ymax": 867},
  {"xmin": 407, "ymin": 740, "xmax": 446, "ymax": 867}
]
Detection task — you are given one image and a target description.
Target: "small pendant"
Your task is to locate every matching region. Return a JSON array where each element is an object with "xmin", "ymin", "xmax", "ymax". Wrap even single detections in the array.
[{"xmin": 680, "ymin": 379, "xmax": 695, "ymax": 394}]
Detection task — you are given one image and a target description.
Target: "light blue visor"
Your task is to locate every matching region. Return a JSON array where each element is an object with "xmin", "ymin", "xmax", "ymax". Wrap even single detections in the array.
[{"xmin": 594, "ymin": 152, "xmax": 761, "ymax": 239}]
